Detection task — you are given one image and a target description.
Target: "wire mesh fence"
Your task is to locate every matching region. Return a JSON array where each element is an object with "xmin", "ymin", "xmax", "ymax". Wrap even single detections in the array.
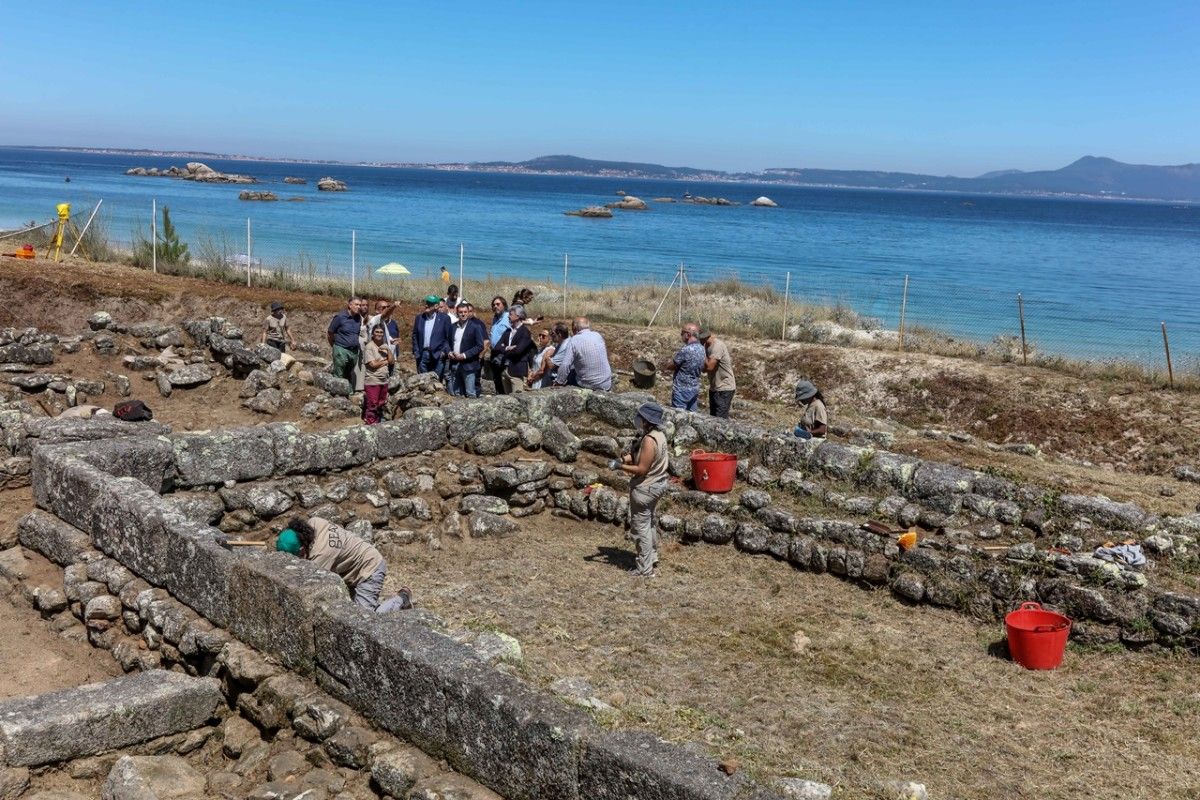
[{"xmin": 7, "ymin": 199, "xmax": 1195, "ymax": 385}]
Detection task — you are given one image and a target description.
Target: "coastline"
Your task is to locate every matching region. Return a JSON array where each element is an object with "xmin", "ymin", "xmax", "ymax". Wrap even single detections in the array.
[{"xmin": 5, "ymin": 145, "xmax": 1195, "ymax": 204}]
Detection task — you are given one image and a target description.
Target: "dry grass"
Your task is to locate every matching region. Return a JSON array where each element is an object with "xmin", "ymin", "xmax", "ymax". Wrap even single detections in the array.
[
  {"xmin": 389, "ymin": 511, "xmax": 1200, "ymax": 800},
  {"xmin": 4, "ymin": 236, "xmax": 1188, "ymax": 389}
]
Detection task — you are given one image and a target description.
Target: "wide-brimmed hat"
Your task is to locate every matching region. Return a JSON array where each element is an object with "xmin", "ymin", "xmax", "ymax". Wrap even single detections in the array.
[
  {"xmin": 270, "ymin": 301, "xmax": 284, "ymax": 312},
  {"xmin": 698, "ymin": 328, "xmax": 712, "ymax": 340},
  {"xmin": 424, "ymin": 295, "xmax": 441, "ymax": 305},
  {"xmin": 794, "ymin": 379, "xmax": 818, "ymax": 402},
  {"xmin": 634, "ymin": 401, "xmax": 665, "ymax": 428}
]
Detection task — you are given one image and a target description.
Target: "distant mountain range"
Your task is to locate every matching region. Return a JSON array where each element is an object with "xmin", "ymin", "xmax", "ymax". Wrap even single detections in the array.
[
  {"xmin": 407, "ymin": 154, "xmax": 1200, "ymax": 202},
  {"xmin": 10, "ymin": 146, "xmax": 1200, "ymax": 201}
]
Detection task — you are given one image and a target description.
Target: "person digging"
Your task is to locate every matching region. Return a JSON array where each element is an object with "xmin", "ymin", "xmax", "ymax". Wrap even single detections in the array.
[{"xmin": 275, "ymin": 516, "xmax": 412, "ymax": 612}]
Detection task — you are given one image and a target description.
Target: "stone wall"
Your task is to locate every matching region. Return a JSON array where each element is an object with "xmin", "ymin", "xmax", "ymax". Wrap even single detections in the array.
[
  {"xmin": 24, "ymin": 401, "xmax": 785, "ymax": 800},
  {"xmin": 19, "ymin": 388, "xmax": 1200, "ymax": 797},
  {"xmin": 0, "ymin": 533, "xmax": 508, "ymax": 799}
]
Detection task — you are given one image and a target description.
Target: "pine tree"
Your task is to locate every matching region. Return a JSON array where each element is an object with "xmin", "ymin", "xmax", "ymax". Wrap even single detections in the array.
[{"xmin": 133, "ymin": 206, "xmax": 190, "ymax": 267}]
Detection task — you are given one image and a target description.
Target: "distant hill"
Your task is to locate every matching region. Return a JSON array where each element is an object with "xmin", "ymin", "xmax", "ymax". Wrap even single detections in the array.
[
  {"xmin": 473, "ymin": 154, "xmax": 712, "ymax": 179},
  {"xmin": 11, "ymin": 146, "xmax": 1200, "ymax": 201},
  {"xmin": 762, "ymin": 156, "xmax": 1200, "ymax": 201},
  {"xmin": 459, "ymin": 154, "xmax": 1200, "ymax": 200}
]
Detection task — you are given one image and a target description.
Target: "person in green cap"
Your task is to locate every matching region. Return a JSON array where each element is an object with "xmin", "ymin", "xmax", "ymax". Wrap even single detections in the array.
[
  {"xmin": 276, "ymin": 516, "xmax": 412, "ymax": 612},
  {"xmin": 410, "ymin": 295, "xmax": 453, "ymax": 380}
]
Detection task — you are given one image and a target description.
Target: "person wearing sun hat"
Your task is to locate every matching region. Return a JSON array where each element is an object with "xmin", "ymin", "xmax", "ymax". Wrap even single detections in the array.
[
  {"xmin": 611, "ymin": 401, "xmax": 671, "ymax": 578},
  {"xmin": 410, "ymin": 294, "xmax": 453, "ymax": 380},
  {"xmin": 276, "ymin": 517, "xmax": 412, "ymax": 613},
  {"xmin": 262, "ymin": 301, "xmax": 296, "ymax": 353},
  {"xmin": 793, "ymin": 379, "xmax": 828, "ymax": 440}
]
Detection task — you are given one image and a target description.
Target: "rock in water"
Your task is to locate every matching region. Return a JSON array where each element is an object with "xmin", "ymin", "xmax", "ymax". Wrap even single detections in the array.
[
  {"xmin": 238, "ymin": 191, "xmax": 278, "ymax": 201},
  {"xmin": 750, "ymin": 196, "xmax": 778, "ymax": 207},
  {"xmin": 604, "ymin": 196, "xmax": 649, "ymax": 210},
  {"xmin": 317, "ymin": 177, "xmax": 348, "ymax": 191},
  {"xmin": 564, "ymin": 206, "xmax": 613, "ymax": 218},
  {"xmin": 283, "ymin": 176, "xmax": 307, "ymax": 184}
]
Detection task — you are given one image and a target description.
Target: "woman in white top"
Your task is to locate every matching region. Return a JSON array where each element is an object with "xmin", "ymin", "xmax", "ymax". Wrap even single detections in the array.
[{"xmin": 526, "ymin": 321, "xmax": 566, "ymax": 388}]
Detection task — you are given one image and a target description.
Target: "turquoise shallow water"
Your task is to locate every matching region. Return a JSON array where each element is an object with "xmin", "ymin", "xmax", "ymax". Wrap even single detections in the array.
[{"xmin": 1, "ymin": 147, "xmax": 1198, "ymax": 362}]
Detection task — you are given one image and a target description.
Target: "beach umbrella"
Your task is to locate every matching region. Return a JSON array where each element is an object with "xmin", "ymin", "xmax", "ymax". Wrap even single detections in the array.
[{"xmin": 376, "ymin": 262, "xmax": 411, "ymax": 276}]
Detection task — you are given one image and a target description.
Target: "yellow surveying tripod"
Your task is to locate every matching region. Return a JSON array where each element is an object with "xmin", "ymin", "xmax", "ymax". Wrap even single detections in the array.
[{"xmin": 46, "ymin": 203, "xmax": 89, "ymax": 262}]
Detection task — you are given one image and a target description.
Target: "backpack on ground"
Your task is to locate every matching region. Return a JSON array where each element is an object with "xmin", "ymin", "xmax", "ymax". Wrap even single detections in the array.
[{"xmin": 113, "ymin": 399, "xmax": 154, "ymax": 421}]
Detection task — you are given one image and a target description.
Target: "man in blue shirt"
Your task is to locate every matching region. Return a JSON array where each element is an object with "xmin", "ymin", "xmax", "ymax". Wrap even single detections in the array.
[
  {"xmin": 551, "ymin": 317, "xmax": 613, "ymax": 391},
  {"xmin": 411, "ymin": 295, "xmax": 453, "ymax": 379},
  {"xmin": 670, "ymin": 323, "xmax": 705, "ymax": 411},
  {"xmin": 327, "ymin": 296, "xmax": 365, "ymax": 384}
]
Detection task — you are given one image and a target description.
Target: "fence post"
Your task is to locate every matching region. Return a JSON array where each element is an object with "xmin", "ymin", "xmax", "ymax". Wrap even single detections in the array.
[
  {"xmin": 781, "ymin": 271, "xmax": 790, "ymax": 340},
  {"xmin": 151, "ymin": 199, "xmax": 157, "ymax": 274},
  {"xmin": 246, "ymin": 218, "xmax": 252, "ymax": 287},
  {"xmin": 1017, "ymin": 293, "xmax": 1028, "ymax": 365},
  {"xmin": 898, "ymin": 274, "xmax": 909, "ymax": 352},
  {"xmin": 563, "ymin": 254, "xmax": 569, "ymax": 318},
  {"xmin": 350, "ymin": 230, "xmax": 356, "ymax": 298},
  {"xmin": 1162, "ymin": 321, "xmax": 1174, "ymax": 388},
  {"xmin": 459, "ymin": 242, "xmax": 464, "ymax": 299}
]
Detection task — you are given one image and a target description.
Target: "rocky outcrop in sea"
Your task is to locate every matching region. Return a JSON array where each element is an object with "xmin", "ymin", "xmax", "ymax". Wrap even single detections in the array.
[
  {"xmin": 564, "ymin": 206, "xmax": 613, "ymax": 218},
  {"xmin": 124, "ymin": 162, "xmax": 256, "ymax": 184},
  {"xmin": 317, "ymin": 177, "xmax": 348, "ymax": 191}
]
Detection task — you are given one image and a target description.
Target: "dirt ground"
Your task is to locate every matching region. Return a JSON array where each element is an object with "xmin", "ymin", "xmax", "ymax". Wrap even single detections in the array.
[
  {"xmin": 0, "ymin": 489, "xmax": 122, "ymax": 700},
  {"xmin": 392, "ymin": 517, "xmax": 1200, "ymax": 800}
]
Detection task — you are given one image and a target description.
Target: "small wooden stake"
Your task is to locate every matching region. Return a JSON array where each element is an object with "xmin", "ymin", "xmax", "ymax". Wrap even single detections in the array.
[
  {"xmin": 1162, "ymin": 321, "xmax": 1174, "ymax": 388},
  {"xmin": 898, "ymin": 274, "xmax": 909, "ymax": 352},
  {"xmin": 781, "ymin": 271, "xmax": 791, "ymax": 341},
  {"xmin": 1017, "ymin": 293, "xmax": 1028, "ymax": 365}
]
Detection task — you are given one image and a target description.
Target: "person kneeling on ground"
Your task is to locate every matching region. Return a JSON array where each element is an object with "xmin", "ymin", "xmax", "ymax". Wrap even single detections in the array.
[
  {"xmin": 611, "ymin": 401, "xmax": 670, "ymax": 578},
  {"xmin": 793, "ymin": 379, "xmax": 828, "ymax": 440},
  {"xmin": 276, "ymin": 516, "xmax": 412, "ymax": 612}
]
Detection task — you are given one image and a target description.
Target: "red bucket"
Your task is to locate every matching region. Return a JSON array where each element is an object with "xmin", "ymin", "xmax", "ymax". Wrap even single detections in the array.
[
  {"xmin": 1005, "ymin": 602, "xmax": 1072, "ymax": 670},
  {"xmin": 691, "ymin": 450, "xmax": 737, "ymax": 493}
]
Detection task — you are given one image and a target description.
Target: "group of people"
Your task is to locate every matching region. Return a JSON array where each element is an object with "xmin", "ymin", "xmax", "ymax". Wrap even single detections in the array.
[
  {"xmin": 268, "ymin": 290, "xmax": 828, "ymax": 438},
  {"xmin": 667, "ymin": 323, "xmax": 736, "ymax": 418},
  {"xmin": 259, "ymin": 292, "xmax": 827, "ymax": 590},
  {"xmin": 315, "ymin": 287, "xmax": 619, "ymax": 423}
]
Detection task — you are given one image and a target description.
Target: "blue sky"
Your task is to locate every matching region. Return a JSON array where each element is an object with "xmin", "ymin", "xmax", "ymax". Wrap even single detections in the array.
[{"xmin": 2, "ymin": 1, "xmax": 1197, "ymax": 174}]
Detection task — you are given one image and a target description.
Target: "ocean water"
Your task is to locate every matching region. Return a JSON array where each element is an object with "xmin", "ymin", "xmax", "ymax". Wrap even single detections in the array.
[{"xmin": 1, "ymin": 147, "xmax": 1198, "ymax": 363}]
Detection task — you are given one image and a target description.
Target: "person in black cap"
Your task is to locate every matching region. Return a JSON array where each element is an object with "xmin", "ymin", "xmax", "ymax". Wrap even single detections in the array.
[
  {"xmin": 261, "ymin": 301, "xmax": 296, "ymax": 353},
  {"xmin": 611, "ymin": 401, "xmax": 670, "ymax": 577}
]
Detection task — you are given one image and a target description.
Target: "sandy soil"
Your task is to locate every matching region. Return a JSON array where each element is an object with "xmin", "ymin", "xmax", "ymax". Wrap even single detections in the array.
[
  {"xmin": 0, "ymin": 501, "xmax": 123, "ymax": 701},
  {"xmin": 392, "ymin": 516, "xmax": 1200, "ymax": 800}
]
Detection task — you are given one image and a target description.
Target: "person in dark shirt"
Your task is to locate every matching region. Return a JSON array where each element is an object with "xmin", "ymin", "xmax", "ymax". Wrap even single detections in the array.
[
  {"xmin": 327, "ymin": 296, "xmax": 365, "ymax": 384},
  {"xmin": 410, "ymin": 295, "xmax": 453, "ymax": 379}
]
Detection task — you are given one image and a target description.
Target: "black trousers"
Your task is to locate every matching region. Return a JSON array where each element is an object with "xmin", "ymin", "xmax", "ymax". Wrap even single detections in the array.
[{"xmin": 709, "ymin": 390, "xmax": 734, "ymax": 418}]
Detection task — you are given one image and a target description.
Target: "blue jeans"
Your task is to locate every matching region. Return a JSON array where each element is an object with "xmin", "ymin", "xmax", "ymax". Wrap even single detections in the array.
[
  {"xmin": 671, "ymin": 385, "xmax": 699, "ymax": 411},
  {"xmin": 416, "ymin": 350, "xmax": 444, "ymax": 379},
  {"xmin": 451, "ymin": 366, "xmax": 480, "ymax": 398},
  {"xmin": 793, "ymin": 426, "xmax": 813, "ymax": 440}
]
